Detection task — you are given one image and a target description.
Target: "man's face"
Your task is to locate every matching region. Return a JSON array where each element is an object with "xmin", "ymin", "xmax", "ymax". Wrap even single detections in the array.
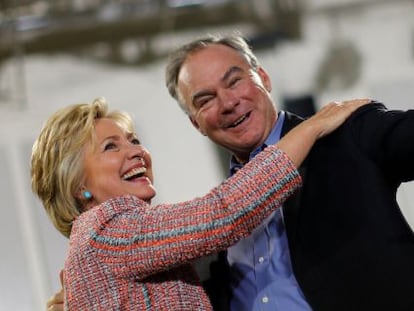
[{"xmin": 177, "ymin": 44, "xmax": 277, "ymax": 163}]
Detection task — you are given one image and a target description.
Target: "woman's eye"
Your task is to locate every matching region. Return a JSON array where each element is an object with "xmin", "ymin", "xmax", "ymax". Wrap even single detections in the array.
[
  {"xmin": 104, "ymin": 142, "xmax": 117, "ymax": 151},
  {"xmin": 131, "ymin": 138, "xmax": 140, "ymax": 145}
]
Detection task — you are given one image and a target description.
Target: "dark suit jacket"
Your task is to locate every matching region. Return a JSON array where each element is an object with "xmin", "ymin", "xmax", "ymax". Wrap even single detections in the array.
[
  {"xmin": 204, "ymin": 102, "xmax": 414, "ymax": 311},
  {"xmin": 282, "ymin": 102, "xmax": 414, "ymax": 310}
]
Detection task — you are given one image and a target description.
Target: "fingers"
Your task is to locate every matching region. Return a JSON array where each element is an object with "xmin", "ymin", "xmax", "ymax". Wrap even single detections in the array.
[
  {"xmin": 323, "ymin": 98, "xmax": 370, "ymax": 112},
  {"xmin": 333, "ymin": 98, "xmax": 371, "ymax": 120},
  {"xmin": 59, "ymin": 270, "xmax": 64, "ymax": 287},
  {"xmin": 337, "ymin": 98, "xmax": 371, "ymax": 111},
  {"xmin": 47, "ymin": 303, "xmax": 64, "ymax": 311},
  {"xmin": 310, "ymin": 98, "xmax": 371, "ymax": 138},
  {"xmin": 46, "ymin": 290, "xmax": 64, "ymax": 311},
  {"xmin": 46, "ymin": 270, "xmax": 65, "ymax": 311},
  {"xmin": 47, "ymin": 304, "xmax": 64, "ymax": 311}
]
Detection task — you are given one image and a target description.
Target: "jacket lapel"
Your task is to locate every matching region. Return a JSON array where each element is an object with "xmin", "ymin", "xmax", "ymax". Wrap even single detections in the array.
[{"xmin": 281, "ymin": 111, "xmax": 307, "ymax": 251}]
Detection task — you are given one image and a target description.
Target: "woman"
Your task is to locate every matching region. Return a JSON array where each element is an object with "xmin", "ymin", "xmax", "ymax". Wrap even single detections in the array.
[{"xmin": 32, "ymin": 97, "xmax": 368, "ymax": 310}]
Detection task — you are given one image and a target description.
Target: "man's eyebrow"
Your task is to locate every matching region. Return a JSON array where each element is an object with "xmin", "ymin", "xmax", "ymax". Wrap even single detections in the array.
[
  {"xmin": 221, "ymin": 66, "xmax": 243, "ymax": 83},
  {"xmin": 191, "ymin": 66, "xmax": 243, "ymax": 105},
  {"xmin": 192, "ymin": 90, "xmax": 213, "ymax": 106}
]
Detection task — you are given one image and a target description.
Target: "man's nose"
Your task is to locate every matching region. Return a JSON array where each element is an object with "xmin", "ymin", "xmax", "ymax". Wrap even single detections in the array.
[{"xmin": 219, "ymin": 89, "xmax": 239, "ymax": 113}]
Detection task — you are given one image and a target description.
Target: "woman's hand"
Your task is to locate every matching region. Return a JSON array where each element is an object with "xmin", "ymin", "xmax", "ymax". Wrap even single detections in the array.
[
  {"xmin": 46, "ymin": 270, "xmax": 64, "ymax": 311},
  {"xmin": 305, "ymin": 98, "xmax": 371, "ymax": 139},
  {"xmin": 276, "ymin": 98, "xmax": 371, "ymax": 167}
]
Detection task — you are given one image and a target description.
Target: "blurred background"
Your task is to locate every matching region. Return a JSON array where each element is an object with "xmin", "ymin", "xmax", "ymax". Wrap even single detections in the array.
[{"xmin": 1, "ymin": 0, "xmax": 413, "ymax": 309}]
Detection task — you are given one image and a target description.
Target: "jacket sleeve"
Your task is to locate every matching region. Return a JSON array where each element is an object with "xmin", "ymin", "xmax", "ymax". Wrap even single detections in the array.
[
  {"xmin": 85, "ymin": 146, "xmax": 301, "ymax": 280},
  {"xmin": 349, "ymin": 101, "xmax": 414, "ymax": 182}
]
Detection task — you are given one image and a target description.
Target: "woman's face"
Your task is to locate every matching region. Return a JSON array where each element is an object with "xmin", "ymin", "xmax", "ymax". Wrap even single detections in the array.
[{"xmin": 81, "ymin": 118, "xmax": 155, "ymax": 207}]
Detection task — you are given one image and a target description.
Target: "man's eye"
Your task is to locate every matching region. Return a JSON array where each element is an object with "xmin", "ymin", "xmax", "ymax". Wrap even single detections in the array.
[
  {"xmin": 195, "ymin": 96, "xmax": 213, "ymax": 109},
  {"xmin": 229, "ymin": 77, "xmax": 241, "ymax": 87}
]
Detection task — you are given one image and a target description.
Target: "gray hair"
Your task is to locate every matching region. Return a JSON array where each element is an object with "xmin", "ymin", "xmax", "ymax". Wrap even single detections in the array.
[{"xmin": 165, "ymin": 34, "xmax": 259, "ymax": 114}]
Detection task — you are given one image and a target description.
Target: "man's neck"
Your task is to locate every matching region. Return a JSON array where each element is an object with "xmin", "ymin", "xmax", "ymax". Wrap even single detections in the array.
[{"xmin": 232, "ymin": 111, "xmax": 281, "ymax": 165}]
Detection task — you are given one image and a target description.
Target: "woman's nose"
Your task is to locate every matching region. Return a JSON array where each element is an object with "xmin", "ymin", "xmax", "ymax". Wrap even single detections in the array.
[{"xmin": 126, "ymin": 144, "xmax": 145, "ymax": 160}]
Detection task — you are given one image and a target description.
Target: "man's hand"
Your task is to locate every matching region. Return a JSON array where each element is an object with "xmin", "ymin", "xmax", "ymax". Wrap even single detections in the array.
[{"xmin": 46, "ymin": 270, "xmax": 64, "ymax": 311}]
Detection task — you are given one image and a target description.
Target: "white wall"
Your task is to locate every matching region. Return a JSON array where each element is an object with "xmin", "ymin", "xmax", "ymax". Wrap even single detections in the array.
[
  {"xmin": 0, "ymin": 55, "xmax": 226, "ymax": 311},
  {"xmin": 0, "ymin": 1, "xmax": 413, "ymax": 310}
]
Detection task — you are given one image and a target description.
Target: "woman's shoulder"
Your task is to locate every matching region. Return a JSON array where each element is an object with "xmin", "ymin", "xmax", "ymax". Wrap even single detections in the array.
[{"xmin": 71, "ymin": 195, "xmax": 147, "ymax": 239}]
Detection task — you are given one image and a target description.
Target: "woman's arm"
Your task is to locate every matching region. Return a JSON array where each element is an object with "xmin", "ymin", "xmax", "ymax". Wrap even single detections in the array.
[
  {"xmin": 84, "ymin": 99, "xmax": 370, "ymax": 280},
  {"xmin": 84, "ymin": 147, "xmax": 300, "ymax": 279}
]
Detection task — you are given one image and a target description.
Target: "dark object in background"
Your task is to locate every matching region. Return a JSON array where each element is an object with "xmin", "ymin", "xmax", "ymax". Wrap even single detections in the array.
[{"xmin": 283, "ymin": 94, "xmax": 316, "ymax": 118}]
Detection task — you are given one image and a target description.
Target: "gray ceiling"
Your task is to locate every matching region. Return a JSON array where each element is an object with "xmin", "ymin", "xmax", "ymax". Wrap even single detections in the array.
[{"xmin": 0, "ymin": 0, "xmax": 302, "ymax": 65}]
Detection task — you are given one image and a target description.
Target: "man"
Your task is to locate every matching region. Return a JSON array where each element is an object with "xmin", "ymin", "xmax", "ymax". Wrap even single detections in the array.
[
  {"xmin": 46, "ymin": 35, "xmax": 413, "ymax": 311},
  {"xmin": 165, "ymin": 34, "xmax": 414, "ymax": 311}
]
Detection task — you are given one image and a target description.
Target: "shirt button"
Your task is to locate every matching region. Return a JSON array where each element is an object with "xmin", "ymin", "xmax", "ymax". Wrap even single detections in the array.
[
  {"xmin": 262, "ymin": 296, "xmax": 269, "ymax": 304},
  {"xmin": 258, "ymin": 256, "xmax": 265, "ymax": 263}
]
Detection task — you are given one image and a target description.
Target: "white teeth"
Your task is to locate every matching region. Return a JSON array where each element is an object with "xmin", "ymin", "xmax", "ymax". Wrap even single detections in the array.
[
  {"xmin": 230, "ymin": 115, "xmax": 246, "ymax": 127},
  {"xmin": 122, "ymin": 167, "xmax": 146, "ymax": 180}
]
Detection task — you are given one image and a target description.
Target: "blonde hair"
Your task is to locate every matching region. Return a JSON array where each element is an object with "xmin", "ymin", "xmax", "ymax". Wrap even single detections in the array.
[{"xmin": 31, "ymin": 97, "xmax": 135, "ymax": 238}]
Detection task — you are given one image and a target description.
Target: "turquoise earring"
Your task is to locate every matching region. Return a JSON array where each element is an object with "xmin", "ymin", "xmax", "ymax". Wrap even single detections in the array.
[{"xmin": 83, "ymin": 191, "xmax": 92, "ymax": 200}]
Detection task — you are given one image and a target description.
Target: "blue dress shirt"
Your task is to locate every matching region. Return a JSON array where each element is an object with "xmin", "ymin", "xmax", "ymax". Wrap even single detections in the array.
[{"xmin": 228, "ymin": 111, "xmax": 312, "ymax": 311}]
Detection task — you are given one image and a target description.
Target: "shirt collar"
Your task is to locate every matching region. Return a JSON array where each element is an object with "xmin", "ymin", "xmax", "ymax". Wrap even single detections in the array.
[{"xmin": 230, "ymin": 111, "xmax": 285, "ymax": 176}]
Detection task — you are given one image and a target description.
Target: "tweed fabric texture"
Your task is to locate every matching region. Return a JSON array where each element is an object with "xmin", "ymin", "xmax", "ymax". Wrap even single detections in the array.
[{"xmin": 64, "ymin": 146, "xmax": 301, "ymax": 310}]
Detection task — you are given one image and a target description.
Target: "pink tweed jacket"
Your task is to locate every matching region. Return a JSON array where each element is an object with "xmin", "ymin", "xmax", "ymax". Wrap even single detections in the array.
[{"xmin": 64, "ymin": 146, "xmax": 301, "ymax": 310}]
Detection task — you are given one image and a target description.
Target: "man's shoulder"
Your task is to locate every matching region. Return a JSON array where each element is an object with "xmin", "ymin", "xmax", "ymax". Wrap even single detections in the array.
[
  {"xmin": 283, "ymin": 101, "xmax": 387, "ymax": 134},
  {"xmin": 346, "ymin": 100, "xmax": 387, "ymax": 121},
  {"xmin": 281, "ymin": 111, "xmax": 304, "ymax": 135}
]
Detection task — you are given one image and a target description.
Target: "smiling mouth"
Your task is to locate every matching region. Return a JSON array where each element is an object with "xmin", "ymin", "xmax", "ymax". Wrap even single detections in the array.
[
  {"xmin": 228, "ymin": 112, "xmax": 250, "ymax": 128},
  {"xmin": 122, "ymin": 167, "xmax": 147, "ymax": 180}
]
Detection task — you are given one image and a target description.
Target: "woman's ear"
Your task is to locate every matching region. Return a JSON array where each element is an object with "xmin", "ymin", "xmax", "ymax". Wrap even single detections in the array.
[
  {"xmin": 74, "ymin": 189, "xmax": 84, "ymax": 201},
  {"xmin": 75, "ymin": 185, "xmax": 93, "ymax": 201},
  {"xmin": 75, "ymin": 187, "xmax": 96, "ymax": 212}
]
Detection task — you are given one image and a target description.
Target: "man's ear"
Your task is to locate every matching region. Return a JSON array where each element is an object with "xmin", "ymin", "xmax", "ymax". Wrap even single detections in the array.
[
  {"xmin": 258, "ymin": 66, "xmax": 272, "ymax": 93},
  {"xmin": 189, "ymin": 115, "xmax": 207, "ymax": 136}
]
